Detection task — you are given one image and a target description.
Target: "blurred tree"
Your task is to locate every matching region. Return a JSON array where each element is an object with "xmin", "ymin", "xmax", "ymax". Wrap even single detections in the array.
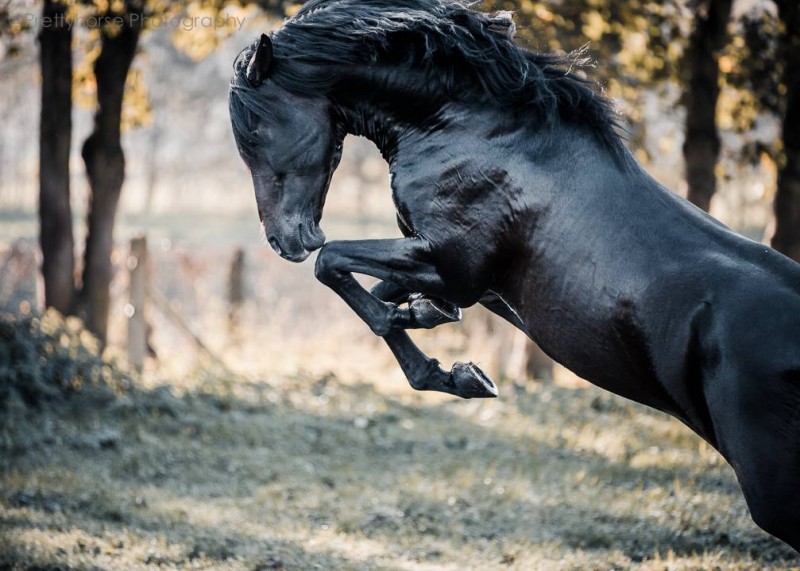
[
  {"xmin": 28, "ymin": 0, "xmax": 797, "ymax": 344},
  {"xmin": 0, "ymin": 1, "xmax": 8, "ymax": 35},
  {"xmin": 76, "ymin": 0, "xmax": 144, "ymax": 341},
  {"xmin": 33, "ymin": 0, "xmax": 298, "ymax": 344},
  {"xmin": 683, "ymin": 0, "xmax": 733, "ymax": 212},
  {"xmin": 39, "ymin": 0, "xmax": 75, "ymax": 315},
  {"xmin": 481, "ymin": 0, "xmax": 686, "ymax": 155},
  {"xmin": 1, "ymin": 0, "xmax": 35, "ymax": 57},
  {"xmin": 772, "ymin": 0, "xmax": 800, "ymax": 262},
  {"xmin": 487, "ymin": 1, "xmax": 797, "ymax": 257},
  {"xmin": 682, "ymin": 2, "xmax": 797, "ymax": 259}
]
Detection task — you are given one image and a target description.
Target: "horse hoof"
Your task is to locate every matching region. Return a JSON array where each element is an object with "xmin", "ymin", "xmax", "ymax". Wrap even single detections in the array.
[
  {"xmin": 450, "ymin": 362, "xmax": 498, "ymax": 399},
  {"xmin": 409, "ymin": 295, "xmax": 462, "ymax": 328}
]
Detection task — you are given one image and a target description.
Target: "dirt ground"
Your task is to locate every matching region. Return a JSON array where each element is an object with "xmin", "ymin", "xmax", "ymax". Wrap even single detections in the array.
[{"xmin": 3, "ymin": 364, "xmax": 800, "ymax": 571}]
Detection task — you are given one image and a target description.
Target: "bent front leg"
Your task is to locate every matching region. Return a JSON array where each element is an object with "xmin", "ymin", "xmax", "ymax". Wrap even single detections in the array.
[
  {"xmin": 371, "ymin": 281, "xmax": 462, "ymax": 329},
  {"xmin": 315, "ymin": 238, "xmax": 497, "ymax": 399},
  {"xmin": 315, "ymin": 238, "xmax": 461, "ymax": 336},
  {"xmin": 373, "ymin": 282, "xmax": 526, "ymax": 333},
  {"xmin": 383, "ymin": 330, "xmax": 498, "ymax": 399}
]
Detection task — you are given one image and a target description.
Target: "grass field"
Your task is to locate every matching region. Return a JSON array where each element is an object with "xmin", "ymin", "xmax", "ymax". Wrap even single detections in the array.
[
  {"xmin": 2, "ymin": 361, "xmax": 799, "ymax": 571},
  {"xmin": 2, "ymin": 208, "xmax": 799, "ymax": 570}
]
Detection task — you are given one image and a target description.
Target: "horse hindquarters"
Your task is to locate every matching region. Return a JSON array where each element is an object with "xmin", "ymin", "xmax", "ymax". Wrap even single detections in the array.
[{"xmin": 705, "ymin": 346, "xmax": 800, "ymax": 552}]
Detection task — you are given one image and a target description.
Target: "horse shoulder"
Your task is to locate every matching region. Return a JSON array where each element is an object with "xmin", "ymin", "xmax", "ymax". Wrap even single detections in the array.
[{"xmin": 388, "ymin": 154, "xmax": 524, "ymax": 305}]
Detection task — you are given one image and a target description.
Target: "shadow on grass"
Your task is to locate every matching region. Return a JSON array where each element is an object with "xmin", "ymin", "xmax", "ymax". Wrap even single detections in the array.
[{"xmin": 2, "ymin": 378, "xmax": 798, "ymax": 569}]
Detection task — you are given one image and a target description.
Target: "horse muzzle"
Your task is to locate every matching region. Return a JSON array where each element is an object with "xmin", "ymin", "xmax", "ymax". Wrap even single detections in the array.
[{"xmin": 266, "ymin": 220, "xmax": 326, "ymax": 263}]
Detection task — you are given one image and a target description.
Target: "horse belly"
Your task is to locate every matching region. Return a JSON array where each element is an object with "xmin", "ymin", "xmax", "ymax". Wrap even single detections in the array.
[{"xmin": 519, "ymin": 295, "xmax": 673, "ymax": 408}]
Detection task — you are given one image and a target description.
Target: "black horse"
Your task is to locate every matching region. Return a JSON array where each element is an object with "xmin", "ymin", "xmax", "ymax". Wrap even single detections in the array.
[{"xmin": 230, "ymin": 0, "xmax": 800, "ymax": 552}]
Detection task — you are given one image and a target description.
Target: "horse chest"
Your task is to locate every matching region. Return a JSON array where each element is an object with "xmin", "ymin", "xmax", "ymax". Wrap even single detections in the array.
[{"xmin": 389, "ymin": 174, "xmax": 417, "ymax": 238}]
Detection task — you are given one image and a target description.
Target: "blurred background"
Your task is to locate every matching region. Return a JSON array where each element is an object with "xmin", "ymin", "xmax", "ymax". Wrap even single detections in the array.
[
  {"xmin": 0, "ymin": 0, "xmax": 797, "ymax": 382},
  {"xmin": 1, "ymin": 1, "xmax": 800, "ymax": 569}
]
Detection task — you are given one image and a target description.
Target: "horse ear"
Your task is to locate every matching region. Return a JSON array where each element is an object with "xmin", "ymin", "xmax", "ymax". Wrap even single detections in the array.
[{"xmin": 246, "ymin": 34, "xmax": 273, "ymax": 86}]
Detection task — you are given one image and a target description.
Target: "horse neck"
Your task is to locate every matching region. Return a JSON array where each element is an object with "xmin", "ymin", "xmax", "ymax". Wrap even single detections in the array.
[
  {"xmin": 333, "ymin": 99, "xmax": 403, "ymax": 163},
  {"xmin": 329, "ymin": 68, "xmax": 446, "ymax": 164}
]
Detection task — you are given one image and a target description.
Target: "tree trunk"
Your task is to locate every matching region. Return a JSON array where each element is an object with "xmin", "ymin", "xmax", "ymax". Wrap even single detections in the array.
[
  {"xmin": 78, "ymin": 3, "xmax": 142, "ymax": 343},
  {"xmin": 772, "ymin": 1, "xmax": 800, "ymax": 263},
  {"xmin": 38, "ymin": 0, "xmax": 74, "ymax": 314},
  {"xmin": 683, "ymin": 0, "xmax": 733, "ymax": 212}
]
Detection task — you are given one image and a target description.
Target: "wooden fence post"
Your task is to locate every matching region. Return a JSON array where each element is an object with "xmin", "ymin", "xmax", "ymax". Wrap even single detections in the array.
[
  {"xmin": 127, "ymin": 235, "xmax": 148, "ymax": 374},
  {"xmin": 526, "ymin": 341, "xmax": 554, "ymax": 382},
  {"xmin": 499, "ymin": 328, "xmax": 529, "ymax": 382},
  {"xmin": 228, "ymin": 247, "xmax": 245, "ymax": 336}
]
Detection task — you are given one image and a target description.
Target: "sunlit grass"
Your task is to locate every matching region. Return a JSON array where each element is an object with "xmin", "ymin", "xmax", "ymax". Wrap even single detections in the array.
[{"xmin": 3, "ymin": 364, "xmax": 798, "ymax": 570}]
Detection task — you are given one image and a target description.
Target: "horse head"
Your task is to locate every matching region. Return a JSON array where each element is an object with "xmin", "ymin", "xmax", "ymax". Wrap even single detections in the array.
[{"xmin": 229, "ymin": 34, "xmax": 343, "ymax": 262}]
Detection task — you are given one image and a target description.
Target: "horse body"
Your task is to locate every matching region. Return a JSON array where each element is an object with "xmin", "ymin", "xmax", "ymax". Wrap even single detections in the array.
[
  {"xmin": 400, "ymin": 111, "xmax": 800, "ymax": 543},
  {"xmin": 229, "ymin": 0, "xmax": 800, "ymax": 551},
  {"xmin": 389, "ymin": 97, "xmax": 800, "ymax": 449}
]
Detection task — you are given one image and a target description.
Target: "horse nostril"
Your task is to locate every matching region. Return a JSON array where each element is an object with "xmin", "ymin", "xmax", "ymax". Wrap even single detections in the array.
[
  {"xmin": 299, "ymin": 221, "xmax": 326, "ymax": 250},
  {"xmin": 267, "ymin": 236, "xmax": 282, "ymax": 255}
]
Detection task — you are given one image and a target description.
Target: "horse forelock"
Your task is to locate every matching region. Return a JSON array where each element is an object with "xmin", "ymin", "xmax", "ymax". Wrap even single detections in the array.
[{"xmin": 229, "ymin": 38, "xmax": 277, "ymax": 158}]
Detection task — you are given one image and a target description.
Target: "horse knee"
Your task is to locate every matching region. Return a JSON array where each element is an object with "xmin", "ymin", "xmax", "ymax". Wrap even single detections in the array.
[{"xmin": 314, "ymin": 243, "xmax": 342, "ymax": 286}]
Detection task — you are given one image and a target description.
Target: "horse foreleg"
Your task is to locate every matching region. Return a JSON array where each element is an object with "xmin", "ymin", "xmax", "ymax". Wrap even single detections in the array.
[
  {"xmin": 371, "ymin": 281, "xmax": 463, "ymax": 328},
  {"xmin": 314, "ymin": 238, "xmax": 497, "ymax": 398},
  {"xmin": 373, "ymin": 280, "xmax": 531, "ymax": 333},
  {"xmin": 369, "ymin": 281, "xmax": 410, "ymax": 304},
  {"xmin": 372, "ymin": 282, "xmax": 526, "ymax": 333},
  {"xmin": 383, "ymin": 329, "xmax": 497, "ymax": 398}
]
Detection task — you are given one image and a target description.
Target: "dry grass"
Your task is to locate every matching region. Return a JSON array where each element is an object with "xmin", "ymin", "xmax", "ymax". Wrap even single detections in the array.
[{"xmin": 2, "ymin": 366, "xmax": 799, "ymax": 571}]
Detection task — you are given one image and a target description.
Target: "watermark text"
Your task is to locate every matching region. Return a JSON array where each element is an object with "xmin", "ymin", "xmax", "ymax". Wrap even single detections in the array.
[{"xmin": 20, "ymin": 12, "xmax": 247, "ymax": 32}]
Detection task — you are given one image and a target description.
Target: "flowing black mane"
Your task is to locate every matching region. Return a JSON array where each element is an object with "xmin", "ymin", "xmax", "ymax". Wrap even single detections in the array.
[{"xmin": 231, "ymin": 0, "xmax": 628, "ymax": 160}]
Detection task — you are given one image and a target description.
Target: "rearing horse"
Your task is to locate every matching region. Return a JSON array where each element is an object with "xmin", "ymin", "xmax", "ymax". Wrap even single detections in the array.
[{"xmin": 229, "ymin": 0, "xmax": 800, "ymax": 552}]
